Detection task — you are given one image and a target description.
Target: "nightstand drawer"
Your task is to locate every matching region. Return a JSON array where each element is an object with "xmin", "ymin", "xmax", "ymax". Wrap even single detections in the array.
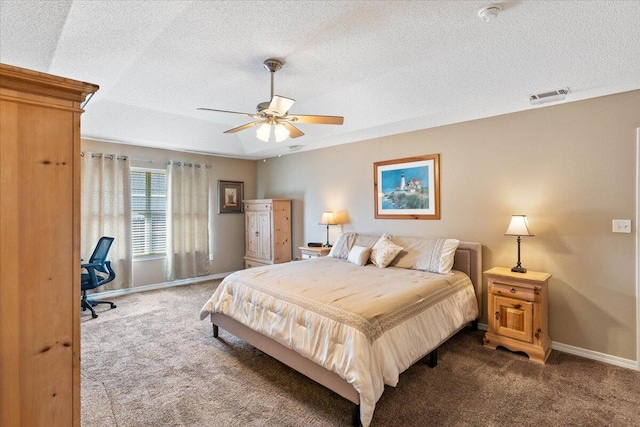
[
  {"xmin": 299, "ymin": 246, "xmax": 331, "ymax": 259},
  {"xmin": 492, "ymin": 282, "xmax": 538, "ymax": 302}
]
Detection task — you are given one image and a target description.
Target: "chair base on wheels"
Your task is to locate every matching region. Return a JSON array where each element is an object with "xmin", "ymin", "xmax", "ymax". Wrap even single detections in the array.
[{"xmin": 81, "ymin": 293, "xmax": 116, "ymax": 319}]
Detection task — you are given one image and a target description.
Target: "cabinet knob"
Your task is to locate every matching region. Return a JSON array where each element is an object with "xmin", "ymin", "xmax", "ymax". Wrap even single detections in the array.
[
  {"xmin": 255, "ymin": 231, "xmax": 259, "ymax": 236},
  {"xmin": 509, "ymin": 287, "xmax": 516, "ymax": 293},
  {"xmin": 495, "ymin": 311, "xmax": 501, "ymax": 320}
]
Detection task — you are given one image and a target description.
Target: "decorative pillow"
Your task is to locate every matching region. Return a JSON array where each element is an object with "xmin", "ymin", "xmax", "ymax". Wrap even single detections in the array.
[
  {"xmin": 434, "ymin": 239, "xmax": 460, "ymax": 274},
  {"xmin": 328, "ymin": 232, "xmax": 356, "ymax": 259},
  {"xmin": 347, "ymin": 245, "xmax": 372, "ymax": 266},
  {"xmin": 390, "ymin": 236, "xmax": 459, "ymax": 274},
  {"xmin": 369, "ymin": 234, "xmax": 403, "ymax": 268}
]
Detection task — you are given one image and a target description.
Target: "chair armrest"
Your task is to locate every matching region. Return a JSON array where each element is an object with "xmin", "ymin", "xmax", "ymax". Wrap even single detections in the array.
[{"xmin": 81, "ymin": 261, "xmax": 103, "ymax": 269}]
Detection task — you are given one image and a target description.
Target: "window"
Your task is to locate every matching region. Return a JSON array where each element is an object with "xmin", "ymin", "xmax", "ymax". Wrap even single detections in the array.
[{"xmin": 131, "ymin": 169, "xmax": 167, "ymax": 256}]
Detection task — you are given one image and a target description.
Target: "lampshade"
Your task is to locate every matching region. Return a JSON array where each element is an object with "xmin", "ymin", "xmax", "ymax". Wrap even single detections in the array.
[
  {"xmin": 274, "ymin": 124, "xmax": 290, "ymax": 142},
  {"xmin": 255, "ymin": 123, "xmax": 290, "ymax": 143},
  {"xmin": 318, "ymin": 211, "xmax": 337, "ymax": 225},
  {"xmin": 505, "ymin": 215, "xmax": 534, "ymax": 237},
  {"xmin": 256, "ymin": 123, "xmax": 271, "ymax": 142}
]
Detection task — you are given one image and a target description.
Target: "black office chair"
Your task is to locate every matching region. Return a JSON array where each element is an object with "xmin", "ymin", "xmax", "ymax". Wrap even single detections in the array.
[{"xmin": 81, "ymin": 236, "xmax": 117, "ymax": 319}]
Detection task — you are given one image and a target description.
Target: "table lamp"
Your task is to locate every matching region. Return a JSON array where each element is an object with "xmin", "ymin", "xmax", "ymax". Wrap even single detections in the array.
[
  {"xmin": 318, "ymin": 211, "xmax": 337, "ymax": 247},
  {"xmin": 505, "ymin": 215, "xmax": 534, "ymax": 273}
]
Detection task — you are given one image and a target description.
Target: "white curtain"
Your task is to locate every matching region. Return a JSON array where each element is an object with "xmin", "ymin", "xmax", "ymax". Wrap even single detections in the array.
[
  {"xmin": 166, "ymin": 161, "xmax": 210, "ymax": 281},
  {"xmin": 80, "ymin": 153, "xmax": 132, "ymax": 290}
]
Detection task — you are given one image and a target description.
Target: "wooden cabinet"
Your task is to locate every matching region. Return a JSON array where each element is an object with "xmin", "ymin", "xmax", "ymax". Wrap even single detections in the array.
[
  {"xmin": 243, "ymin": 199, "xmax": 291, "ymax": 268},
  {"xmin": 483, "ymin": 267, "xmax": 552, "ymax": 364},
  {"xmin": 299, "ymin": 246, "xmax": 331, "ymax": 259},
  {"xmin": 0, "ymin": 64, "xmax": 98, "ymax": 426}
]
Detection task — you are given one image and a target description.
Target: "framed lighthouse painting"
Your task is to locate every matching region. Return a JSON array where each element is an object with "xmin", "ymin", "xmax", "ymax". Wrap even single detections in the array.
[{"xmin": 373, "ymin": 154, "xmax": 440, "ymax": 219}]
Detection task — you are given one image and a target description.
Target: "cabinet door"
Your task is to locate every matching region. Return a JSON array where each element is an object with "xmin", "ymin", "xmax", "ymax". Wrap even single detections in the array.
[
  {"xmin": 493, "ymin": 295, "xmax": 533, "ymax": 343},
  {"xmin": 245, "ymin": 211, "xmax": 259, "ymax": 258},
  {"xmin": 257, "ymin": 211, "xmax": 272, "ymax": 260}
]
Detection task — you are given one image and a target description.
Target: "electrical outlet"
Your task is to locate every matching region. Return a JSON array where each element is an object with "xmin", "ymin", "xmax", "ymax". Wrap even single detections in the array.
[{"xmin": 612, "ymin": 219, "xmax": 631, "ymax": 233}]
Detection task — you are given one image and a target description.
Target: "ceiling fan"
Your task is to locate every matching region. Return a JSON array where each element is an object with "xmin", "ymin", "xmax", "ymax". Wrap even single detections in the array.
[{"xmin": 198, "ymin": 59, "xmax": 344, "ymax": 143}]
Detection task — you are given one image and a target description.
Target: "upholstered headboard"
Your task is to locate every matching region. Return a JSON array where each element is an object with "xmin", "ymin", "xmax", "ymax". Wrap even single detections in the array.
[{"xmin": 453, "ymin": 241, "xmax": 483, "ymax": 318}]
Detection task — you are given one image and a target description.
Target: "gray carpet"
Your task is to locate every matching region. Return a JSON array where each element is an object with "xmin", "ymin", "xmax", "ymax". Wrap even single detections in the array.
[{"xmin": 81, "ymin": 280, "xmax": 640, "ymax": 427}]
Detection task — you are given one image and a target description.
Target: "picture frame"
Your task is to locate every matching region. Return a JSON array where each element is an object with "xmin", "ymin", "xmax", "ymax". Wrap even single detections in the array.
[
  {"xmin": 373, "ymin": 154, "xmax": 440, "ymax": 219},
  {"xmin": 218, "ymin": 180, "xmax": 244, "ymax": 214}
]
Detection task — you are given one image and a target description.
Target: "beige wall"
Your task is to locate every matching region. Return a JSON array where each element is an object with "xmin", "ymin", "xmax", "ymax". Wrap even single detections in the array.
[
  {"xmin": 256, "ymin": 90, "xmax": 640, "ymax": 361},
  {"xmin": 82, "ymin": 139, "xmax": 256, "ymax": 286}
]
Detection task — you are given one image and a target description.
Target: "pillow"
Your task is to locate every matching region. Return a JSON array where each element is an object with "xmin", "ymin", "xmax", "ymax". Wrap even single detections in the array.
[
  {"xmin": 390, "ymin": 236, "xmax": 459, "ymax": 274},
  {"xmin": 434, "ymin": 238, "xmax": 460, "ymax": 274},
  {"xmin": 369, "ymin": 234, "xmax": 403, "ymax": 268},
  {"xmin": 328, "ymin": 232, "xmax": 356, "ymax": 259},
  {"xmin": 347, "ymin": 245, "xmax": 372, "ymax": 266},
  {"xmin": 353, "ymin": 233, "xmax": 382, "ymax": 248}
]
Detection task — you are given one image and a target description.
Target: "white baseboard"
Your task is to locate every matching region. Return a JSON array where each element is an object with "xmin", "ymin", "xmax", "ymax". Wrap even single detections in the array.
[
  {"xmin": 551, "ymin": 341, "xmax": 637, "ymax": 370},
  {"xmin": 90, "ymin": 272, "xmax": 232, "ymax": 299},
  {"xmin": 476, "ymin": 322, "xmax": 637, "ymax": 370}
]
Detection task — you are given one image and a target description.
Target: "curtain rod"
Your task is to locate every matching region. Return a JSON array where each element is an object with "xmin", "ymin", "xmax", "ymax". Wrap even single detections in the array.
[
  {"xmin": 81, "ymin": 153, "xmax": 210, "ymax": 168},
  {"xmin": 81, "ymin": 152, "xmax": 127, "ymax": 160},
  {"xmin": 131, "ymin": 157, "xmax": 169, "ymax": 165},
  {"xmin": 132, "ymin": 158, "xmax": 211, "ymax": 168}
]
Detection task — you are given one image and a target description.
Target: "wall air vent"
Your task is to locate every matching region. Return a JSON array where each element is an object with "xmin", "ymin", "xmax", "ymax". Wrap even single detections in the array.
[{"xmin": 529, "ymin": 88, "xmax": 569, "ymax": 105}]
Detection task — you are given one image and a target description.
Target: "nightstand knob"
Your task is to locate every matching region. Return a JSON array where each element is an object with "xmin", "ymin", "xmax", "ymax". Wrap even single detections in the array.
[
  {"xmin": 495, "ymin": 311, "xmax": 501, "ymax": 320},
  {"xmin": 509, "ymin": 287, "xmax": 516, "ymax": 293}
]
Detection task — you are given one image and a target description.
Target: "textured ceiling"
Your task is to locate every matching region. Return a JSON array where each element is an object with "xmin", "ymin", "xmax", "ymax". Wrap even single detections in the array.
[{"xmin": 1, "ymin": 1, "xmax": 639, "ymax": 160}]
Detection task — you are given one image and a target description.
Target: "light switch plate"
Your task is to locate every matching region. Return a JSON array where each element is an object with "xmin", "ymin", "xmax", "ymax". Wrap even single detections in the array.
[{"xmin": 612, "ymin": 219, "xmax": 631, "ymax": 233}]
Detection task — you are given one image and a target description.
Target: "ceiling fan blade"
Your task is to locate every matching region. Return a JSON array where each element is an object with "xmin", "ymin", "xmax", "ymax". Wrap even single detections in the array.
[
  {"xmin": 223, "ymin": 121, "xmax": 265, "ymax": 134},
  {"xmin": 287, "ymin": 114, "xmax": 344, "ymax": 125},
  {"xmin": 268, "ymin": 95, "xmax": 295, "ymax": 116},
  {"xmin": 282, "ymin": 122, "xmax": 305, "ymax": 139},
  {"xmin": 198, "ymin": 107, "xmax": 260, "ymax": 119}
]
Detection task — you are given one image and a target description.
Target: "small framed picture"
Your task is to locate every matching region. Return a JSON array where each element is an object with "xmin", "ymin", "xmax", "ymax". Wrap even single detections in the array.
[{"xmin": 218, "ymin": 180, "xmax": 244, "ymax": 213}]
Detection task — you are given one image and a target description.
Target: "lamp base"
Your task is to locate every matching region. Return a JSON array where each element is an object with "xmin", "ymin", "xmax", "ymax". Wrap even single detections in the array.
[
  {"xmin": 511, "ymin": 266, "xmax": 527, "ymax": 273},
  {"xmin": 323, "ymin": 243, "xmax": 332, "ymax": 248}
]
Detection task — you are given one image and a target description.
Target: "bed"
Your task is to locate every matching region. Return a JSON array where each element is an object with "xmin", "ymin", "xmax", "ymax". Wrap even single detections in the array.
[{"xmin": 200, "ymin": 233, "xmax": 482, "ymax": 426}]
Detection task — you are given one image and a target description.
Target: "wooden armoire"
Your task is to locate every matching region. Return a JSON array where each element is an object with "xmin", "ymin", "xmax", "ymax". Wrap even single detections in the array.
[
  {"xmin": 243, "ymin": 199, "xmax": 292, "ymax": 268},
  {"xmin": 0, "ymin": 63, "xmax": 98, "ymax": 426}
]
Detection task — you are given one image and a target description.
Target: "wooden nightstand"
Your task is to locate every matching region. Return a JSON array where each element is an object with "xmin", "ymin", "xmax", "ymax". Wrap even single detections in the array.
[
  {"xmin": 483, "ymin": 267, "xmax": 552, "ymax": 364},
  {"xmin": 299, "ymin": 246, "xmax": 331, "ymax": 259}
]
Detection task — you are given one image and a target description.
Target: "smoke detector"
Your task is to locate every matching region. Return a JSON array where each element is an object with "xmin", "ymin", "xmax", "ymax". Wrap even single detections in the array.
[
  {"xmin": 529, "ymin": 88, "xmax": 570, "ymax": 105},
  {"xmin": 478, "ymin": 5, "xmax": 501, "ymax": 22}
]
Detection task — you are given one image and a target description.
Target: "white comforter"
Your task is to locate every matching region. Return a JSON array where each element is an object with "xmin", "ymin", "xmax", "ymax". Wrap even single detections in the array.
[{"xmin": 200, "ymin": 257, "xmax": 478, "ymax": 426}]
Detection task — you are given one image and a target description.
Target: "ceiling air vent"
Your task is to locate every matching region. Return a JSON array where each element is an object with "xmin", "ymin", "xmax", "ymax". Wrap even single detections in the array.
[{"xmin": 529, "ymin": 88, "xmax": 569, "ymax": 105}]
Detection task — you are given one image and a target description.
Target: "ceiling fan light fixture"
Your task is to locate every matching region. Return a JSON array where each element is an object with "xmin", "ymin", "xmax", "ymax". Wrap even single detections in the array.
[
  {"xmin": 274, "ymin": 124, "xmax": 290, "ymax": 142},
  {"xmin": 256, "ymin": 123, "xmax": 290, "ymax": 143},
  {"xmin": 256, "ymin": 123, "xmax": 271, "ymax": 142}
]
